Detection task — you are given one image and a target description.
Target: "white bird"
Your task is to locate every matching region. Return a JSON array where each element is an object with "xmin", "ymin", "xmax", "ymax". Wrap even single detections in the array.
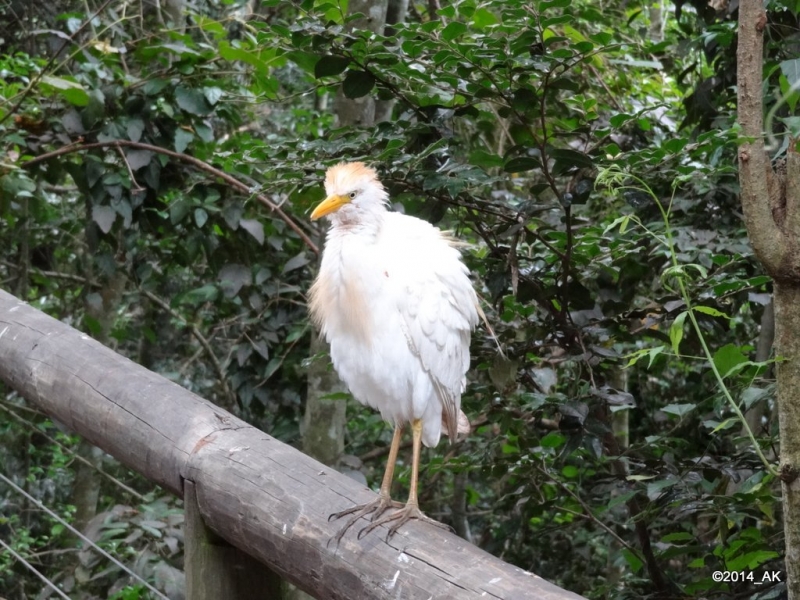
[{"xmin": 309, "ymin": 162, "xmax": 479, "ymax": 539}]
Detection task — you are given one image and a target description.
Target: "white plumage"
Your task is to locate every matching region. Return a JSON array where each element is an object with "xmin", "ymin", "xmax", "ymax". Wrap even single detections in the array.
[{"xmin": 309, "ymin": 162, "xmax": 479, "ymax": 538}]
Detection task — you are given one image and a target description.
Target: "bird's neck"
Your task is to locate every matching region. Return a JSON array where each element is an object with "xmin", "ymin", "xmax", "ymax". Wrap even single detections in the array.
[{"xmin": 328, "ymin": 205, "xmax": 385, "ymax": 240}]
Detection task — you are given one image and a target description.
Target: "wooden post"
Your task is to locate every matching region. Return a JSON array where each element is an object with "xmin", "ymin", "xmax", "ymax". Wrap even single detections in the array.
[{"xmin": 185, "ymin": 480, "xmax": 284, "ymax": 599}]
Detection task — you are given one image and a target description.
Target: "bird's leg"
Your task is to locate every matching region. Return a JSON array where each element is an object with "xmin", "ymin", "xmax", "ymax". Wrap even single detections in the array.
[
  {"xmin": 328, "ymin": 424, "xmax": 404, "ymax": 544},
  {"xmin": 358, "ymin": 418, "xmax": 453, "ymax": 540}
]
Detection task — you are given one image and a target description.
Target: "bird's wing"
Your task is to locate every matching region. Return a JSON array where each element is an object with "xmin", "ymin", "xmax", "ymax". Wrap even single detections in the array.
[{"xmin": 384, "ymin": 214, "xmax": 479, "ymax": 440}]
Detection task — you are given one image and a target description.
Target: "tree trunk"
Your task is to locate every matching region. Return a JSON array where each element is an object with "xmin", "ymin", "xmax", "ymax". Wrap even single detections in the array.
[
  {"xmin": 303, "ymin": 0, "xmax": 389, "ymax": 468},
  {"xmin": 774, "ymin": 280, "xmax": 800, "ymax": 597},
  {"xmin": 741, "ymin": 300, "xmax": 774, "ymax": 446},
  {"xmin": 331, "ymin": 0, "xmax": 388, "ymax": 127},
  {"xmin": 648, "ymin": 1, "xmax": 663, "ymax": 42},
  {"xmin": 374, "ymin": 0, "xmax": 409, "ymax": 123},
  {"xmin": 737, "ymin": 1, "xmax": 800, "ymax": 596},
  {"xmin": 294, "ymin": 4, "xmax": 392, "ymax": 600},
  {"xmin": 302, "ymin": 335, "xmax": 346, "ymax": 466},
  {"xmin": 71, "ymin": 205, "xmax": 127, "ymax": 534},
  {"xmin": 72, "ymin": 444, "xmax": 103, "ymax": 532}
]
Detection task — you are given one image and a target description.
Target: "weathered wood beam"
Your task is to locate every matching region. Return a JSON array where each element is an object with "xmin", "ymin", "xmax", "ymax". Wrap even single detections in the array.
[{"xmin": 0, "ymin": 290, "xmax": 585, "ymax": 600}]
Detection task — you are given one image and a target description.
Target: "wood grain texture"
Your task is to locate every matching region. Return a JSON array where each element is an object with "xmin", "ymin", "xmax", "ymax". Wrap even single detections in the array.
[
  {"xmin": 0, "ymin": 290, "xmax": 585, "ymax": 600},
  {"xmin": 185, "ymin": 480, "xmax": 283, "ymax": 599}
]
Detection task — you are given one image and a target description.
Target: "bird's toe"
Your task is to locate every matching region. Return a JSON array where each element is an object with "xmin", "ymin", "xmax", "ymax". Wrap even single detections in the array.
[{"xmin": 358, "ymin": 503, "xmax": 453, "ymax": 540}]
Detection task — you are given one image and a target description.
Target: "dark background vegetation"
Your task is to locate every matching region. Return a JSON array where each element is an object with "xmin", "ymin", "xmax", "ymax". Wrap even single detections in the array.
[{"xmin": 0, "ymin": 0, "xmax": 796, "ymax": 598}]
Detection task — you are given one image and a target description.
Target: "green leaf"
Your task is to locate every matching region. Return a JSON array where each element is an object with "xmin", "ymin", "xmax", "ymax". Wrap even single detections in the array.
[
  {"xmin": 708, "ymin": 418, "xmax": 738, "ymax": 433},
  {"xmin": 92, "ymin": 205, "xmax": 117, "ymax": 234},
  {"xmin": 176, "ymin": 284, "xmax": 219, "ymax": 306},
  {"xmin": 713, "ymin": 344, "xmax": 747, "ymax": 378},
  {"xmin": 441, "ymin": 22, "xmax": 468, "ymax": 41},
  {"xmin": 143, "ymin": 79, "xmax": 169, "ymax": 96},
  {"xmin": 742, "ymin": 386, "xmax": 767, "ymax": 409},
  {"xmin": 687, "ymin": 557, "xmax": 705, "ymax": 568},
  {"xmin": 1, "ymin": 172, "xmax": 36, "ymax": 197},
  {"xmin": 590, "ymin": 32, "xmax": 613, "ymax": 45},
  {"xmin": 540, "ymin": 432, "xmax": 565, "ymax": 448},
  {"xmin": 661, "ymin": 532, "xmax": 694, "ymax": 543},
  {"xmin": 694, "ymin": 305, "xmax": 729, "ymax": 319},
  {"xmin": 472, "ymin": 8, "xmax": 499, "ymax": 28},
  {"xmin": 603, "ymin": 215, "xmax": 631, "ymax": 234},
  {"xmin": 40, "ymin": 75, "xmax": 90, "ymax": 106},
  {"xmin": 239, "ymin": 219, "xmax": 264, "ymax": 245},
  {"xmin": 647, "ymin": 478, "xmax": 676, "ymax": 498},
  {"xmin": 315, "ymin": 55, "xmax": 351, "ymax": 78},
  {"xmin": 501, "ymin": 443, "xmax": 519, "ymax": 454},
  {"xmin": 621, "ymin": 548, "xmax": 644, "ymax": 573},
  {"xmin": 504, "ymin": 157, "xmax": 541, "ymax": 172},
  {"xmin": 282, "ymin": 252, "xmax": 310, "ymax": 274},
  {"xmin": 342, "ymin": 70, "xmax": 375, "ymax": 98},
  {"xmin": 219, "ymin": 263, "xmax": 251, "ymax": 298},
  {"xmin": 218, "ymin": 41, "xmax": 276, "ymax": 73},
  {"xmin": 780, "ymin": 58, "xmax": 800, "ymax": 88},
  {"xmin": 561, "ymin": 465, "xmax": 578, "ymax": 478},
  {"xmin": 175, "ymin": 86, "xmax": 212, "ymax": 116},
  {"xmin": 286, "ymin": 51, "xmax": 319, "ymax": 74},
  {"xmin": 195, "ymin": 123, "xmax": 214, "ymax": 143},
  {"xmin": 725, "ymin": 550, "xmax": 779, "ymax": 571},
  {"xmin": 542, "ymin": 15, "xmax": 573, "ymax": 29},
  {"xmin": 194, "ymin": 208, "xmax": 208, "ymax": 227},
  {"xmin": 780, "ymin": 114, "xmax": 800, "ymax": 135},
  {"xmin": 469, "ymin": 149, "xmax": 504, "ymax": 169},
  {"xmin": 625, "ymin": 345, "xmax": 664, "ymax": 368},
  {"xmin": 549, "ymin": 148, "xmax": 594, "ymax": 169},
  {"xmin": 204, "ymin": 87, "xmax": 224, "ymax": 105},
  {"xmin": 512, "ymin": 88, "xmax": 537, "ymax": 111},
  {"xmin": 669, "ymin": 311, "xmax": 688, "ymax": 354},
  {"xmin": 662, "ymin": 403, "xmax": 695, "ymax": 418},
  {"xmin": 126, "ymin": 118, "xmax": 144, "ymax": 142},
  {"xmin": 170, "ymin": 200, "xmax": 190, "ymax": 224},
  {"xmin": 126, "ymin": 150, "xmax": 153, "ymax": 171},
  {"xmin": 627, "ymin": 474, "xmax": 656, "ymax": 482},
  {"xmin": 663, "ymin": 138, "xmax": 688, "ymax": 154},
  {"xmin": 175, "ymin": 129, "xmax": 194, "ymax": 153}
]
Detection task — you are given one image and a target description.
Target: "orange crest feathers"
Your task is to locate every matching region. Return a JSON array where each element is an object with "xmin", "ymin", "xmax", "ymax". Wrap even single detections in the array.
[{"xmin": 324, "ymin": 162, "xmax": 383, "ymax": 193}]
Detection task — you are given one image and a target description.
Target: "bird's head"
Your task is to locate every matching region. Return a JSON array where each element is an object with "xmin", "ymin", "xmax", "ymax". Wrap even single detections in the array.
[{"xmin": 311, "ymin": 162, "xmax": 388, "ymax": 224}]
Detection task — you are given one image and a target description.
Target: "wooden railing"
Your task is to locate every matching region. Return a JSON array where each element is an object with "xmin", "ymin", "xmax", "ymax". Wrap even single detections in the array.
[{"xmin": 0, "ymin": 289, "xmax": 585, "ymax": 600}]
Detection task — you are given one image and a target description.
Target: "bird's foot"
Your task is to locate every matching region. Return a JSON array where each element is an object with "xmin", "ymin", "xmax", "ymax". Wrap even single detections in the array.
[
  {"xmin": 327, "ymin": 494, "xmax": 403, "ymax": 546},
  {"xmin": 357, "ymin": 502, "xmax": 453, "ymax": 540}
]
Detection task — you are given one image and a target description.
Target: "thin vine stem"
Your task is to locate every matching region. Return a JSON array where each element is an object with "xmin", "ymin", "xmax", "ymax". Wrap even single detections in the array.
[{"xmin": 600, "ymin": 167, "xmax": 777, "ymax": 476}]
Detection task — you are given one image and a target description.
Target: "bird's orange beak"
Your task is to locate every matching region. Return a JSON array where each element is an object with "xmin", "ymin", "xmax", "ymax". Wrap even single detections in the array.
[{"xmin": 310, "ymin": 194, "xmax": 350, "ymax": 220}]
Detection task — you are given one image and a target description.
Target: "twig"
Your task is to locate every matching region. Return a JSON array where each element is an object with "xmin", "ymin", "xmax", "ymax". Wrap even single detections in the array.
[
  {"xmin": 114, "ymin": 144, "xmax": 145, "ymax": 193},
  {"xmin": 0, "ymin": 0, "xmax": 115, "ymax": 127},
  {"xmin": 140, "ymin": 289, "xmax": 236, "ymax": 407},
  {"xmin": 533, "ymin": 463, "xmax": 644, "ymax": 562}
]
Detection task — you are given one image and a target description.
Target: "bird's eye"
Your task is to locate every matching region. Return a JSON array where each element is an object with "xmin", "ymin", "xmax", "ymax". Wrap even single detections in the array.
[{"xmin": 349, "ymin": 191, "xmax": 357, "ymax": 199}]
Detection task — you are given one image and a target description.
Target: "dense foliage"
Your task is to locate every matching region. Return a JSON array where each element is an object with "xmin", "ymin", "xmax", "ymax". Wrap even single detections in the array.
[{"xmin": 1, "ymin": 0, "xmax": 797, "ymax": 598}]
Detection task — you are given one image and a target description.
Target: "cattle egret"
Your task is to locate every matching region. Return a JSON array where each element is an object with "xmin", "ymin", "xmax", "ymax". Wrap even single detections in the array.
[{"xmin": 309, "ymin": 162, "xmax": 479, "ymax": 539}]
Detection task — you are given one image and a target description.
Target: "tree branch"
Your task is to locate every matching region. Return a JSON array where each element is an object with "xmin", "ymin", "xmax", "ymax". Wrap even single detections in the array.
[
  {"xmin": 736, "ymin": 0, "xmax": 785, "ymax": 275},
  {"xmin": 21, "ymin": 140, "xmax": 319, "ymax": 255}
]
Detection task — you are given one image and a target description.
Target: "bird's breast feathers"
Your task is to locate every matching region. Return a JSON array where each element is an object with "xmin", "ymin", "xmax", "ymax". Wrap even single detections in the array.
[{"xmin": 309, "ymin": 210, "xmax": 478, "ymax": 354}]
